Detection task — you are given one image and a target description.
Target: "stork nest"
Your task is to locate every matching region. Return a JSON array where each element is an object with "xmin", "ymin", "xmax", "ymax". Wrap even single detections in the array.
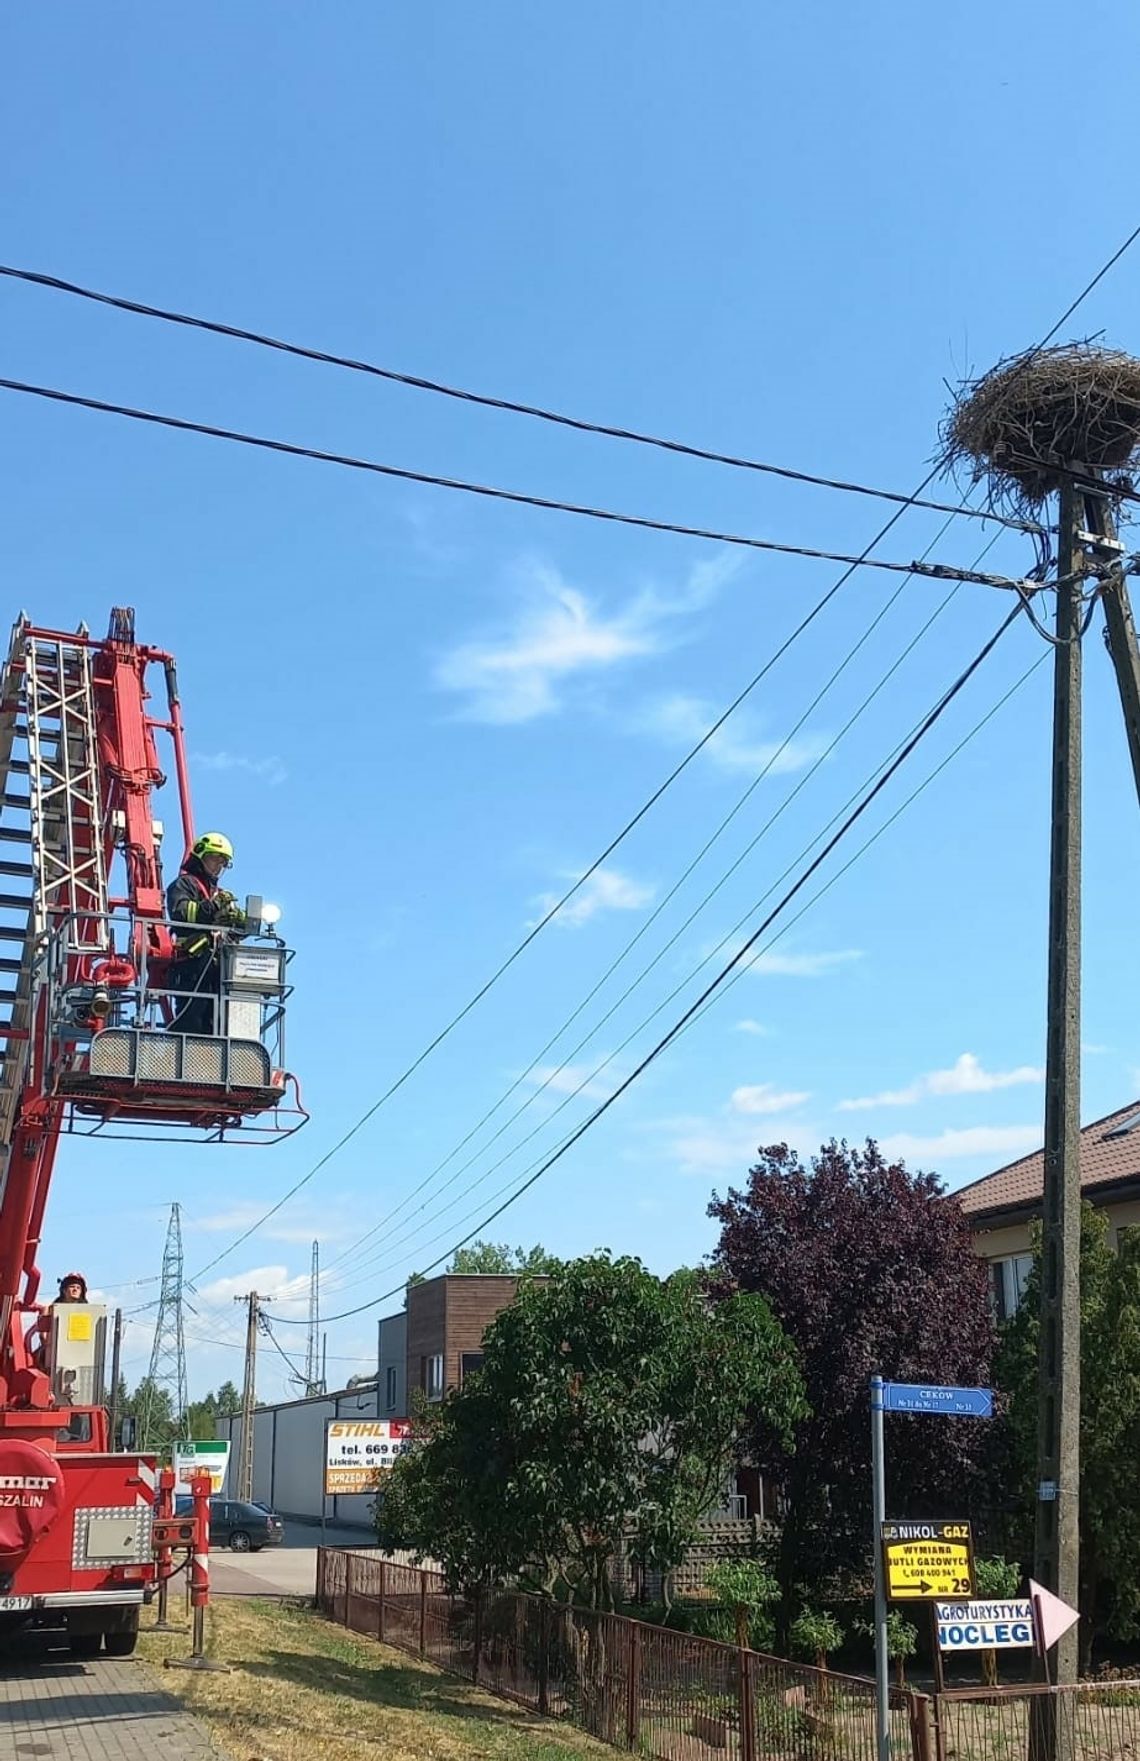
[{"xmin": 941, "ymin": 342, "xmax": 1140, "ymax": 516}]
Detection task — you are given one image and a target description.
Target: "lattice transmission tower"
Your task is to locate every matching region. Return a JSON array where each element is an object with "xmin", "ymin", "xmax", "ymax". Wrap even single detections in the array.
[
  {"xmin": 139, "ymin": 1202, "xmax": 188, "ymax": 1452},
  {"xmin": 303, "ymin": 1240, "xmax": 323, "ymax": 1397}
]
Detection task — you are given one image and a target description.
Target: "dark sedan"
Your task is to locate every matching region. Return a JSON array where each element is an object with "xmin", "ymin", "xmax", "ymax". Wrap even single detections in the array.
[{"xmin": 174, "ymin": 1495, "xmax": 284, "ymax": 1552}]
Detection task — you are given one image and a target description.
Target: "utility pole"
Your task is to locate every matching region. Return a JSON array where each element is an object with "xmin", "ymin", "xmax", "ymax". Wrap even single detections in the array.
[
  {"xmin": 1033, "ymin": 475, "xmax": 1084, "ymax": 1692},
  {"xmin": 234, "ymin": 1291, "xmax": 266, "ymax": 1503},
  {"xmin": 108, "ymin": 1307, "xmax": 123, "ymax": 1449}
]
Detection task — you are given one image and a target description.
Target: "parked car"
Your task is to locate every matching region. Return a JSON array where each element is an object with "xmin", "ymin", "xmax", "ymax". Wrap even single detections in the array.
[{"xmin": 174, "ymin": 1495, "xmax": 284, "ymax": 1553}]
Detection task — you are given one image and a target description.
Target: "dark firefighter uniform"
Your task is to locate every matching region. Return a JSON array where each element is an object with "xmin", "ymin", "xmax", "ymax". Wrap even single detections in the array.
[{"xmin": 166, "ymin": 834, "xmax": 242, "ymax": 1034}]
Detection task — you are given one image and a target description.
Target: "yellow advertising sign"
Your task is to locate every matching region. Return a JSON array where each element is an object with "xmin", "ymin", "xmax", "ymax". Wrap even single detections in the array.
[{"xmin": 881, "ymin": 1521, "xmax": 974, "ymax": 1601}]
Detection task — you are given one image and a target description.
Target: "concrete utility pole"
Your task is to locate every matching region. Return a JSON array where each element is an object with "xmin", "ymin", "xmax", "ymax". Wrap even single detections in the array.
[
  {"xmin": 1033, "ymin": 477, "xmax": 1084, "ymax": 1689},
  {"xmin": 234, "ymin": 1291, "xmax": 265, "ymax": 1503}
]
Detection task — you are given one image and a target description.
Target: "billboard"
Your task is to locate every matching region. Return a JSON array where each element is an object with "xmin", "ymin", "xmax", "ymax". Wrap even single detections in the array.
[
  {"xmin": 172, "ymin": 1439, "xmax": 231, "ymax": 1495},
  {"xmin": 324, "ymin": 1419, "xmax": 411, "ymax": 1495}
]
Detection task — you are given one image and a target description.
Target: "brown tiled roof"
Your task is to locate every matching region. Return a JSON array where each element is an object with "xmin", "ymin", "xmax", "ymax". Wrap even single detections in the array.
[{"xmin": 956, "ymin": 1099, "xmax": 1140, "ymax": 1219}]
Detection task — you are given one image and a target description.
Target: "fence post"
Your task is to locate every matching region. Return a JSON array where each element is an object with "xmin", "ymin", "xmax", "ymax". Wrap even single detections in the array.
[
  {"xmin": 907, "ymin": 1692, "xmax": 935, "ymax": 1761},
  {"xmin": 315, "ymin": 1546, "xmax": 326, "ymax": 1611},
  {"xmin": 737, "ymin": 1645, "xmax": 756, "ymax": 1761},
  {"xmin": 419, "ymin": 1571, "xmax": 428, "ymax": 1658},
  {"xmin": 537, "ymin": 1600, "xmax": 550, "ymax": 1717},
  {"xmin": 625, "ymin": 1621, "xmax": 641, "ymax": 1749},
  {"xmin": 377, "ymin": 1559, "xmax": 386, "ymax": 1644},
  {"xmin": 345, "ymin": 1552, "xmax": 356, "ymax": 1629},
  {"xmin": 472, "ymin": 1588, "xmax": 483, "ymax": 1685}
]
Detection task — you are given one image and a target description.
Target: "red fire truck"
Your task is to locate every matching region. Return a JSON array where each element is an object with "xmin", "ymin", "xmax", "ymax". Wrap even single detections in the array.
[{"xmin": 0, "ymin": 609, "xmax": 302, "ymax": 1655}]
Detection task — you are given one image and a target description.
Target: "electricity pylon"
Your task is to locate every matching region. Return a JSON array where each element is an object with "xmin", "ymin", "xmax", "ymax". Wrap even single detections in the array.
[{"xmin": 139, "ymin": 1203, "xmax": 188, "ymax": 1453}]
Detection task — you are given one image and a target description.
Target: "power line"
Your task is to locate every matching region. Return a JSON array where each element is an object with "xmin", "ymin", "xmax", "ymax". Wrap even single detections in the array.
[
  {"xmin": 281, "ymin": 601, "xmax": 1025, "ymax": 1324},
  {"xmin": 0, "ymin": 262, "xmax": 1042, "ymax": 536},
  {"xmin": 184, "ymin": 220, "xmax": 1140, "ymax": 1286},
  {"xmin": 323, "ymin": 523, "xmax": 979, "ymax": 1286},
  {"xmin": 312, "ymin": 581, "xmax": 1016, "ymax": 1301},
  {"xmin": 0, "ymin": 378, "xmax": 1038, "ymax": 591}
]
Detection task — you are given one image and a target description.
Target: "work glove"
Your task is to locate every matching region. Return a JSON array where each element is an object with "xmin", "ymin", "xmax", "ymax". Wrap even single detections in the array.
[{"xmin": 217, "ymin": 901, "xmax": 247, "ymax": 928}]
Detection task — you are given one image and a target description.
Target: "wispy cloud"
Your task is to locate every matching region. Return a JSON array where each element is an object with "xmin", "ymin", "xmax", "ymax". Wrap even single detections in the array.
[
  {"xmin": 643, "ymin": 693, "xmax": 830, "ymax": 777},
  {"xmin": 532, "ymin": 866, "xmax": 654, "ymax": 927},
  {"xmin": 191, "ymin": 1264, "xmax": 310, "ymax": 1314},
  {"xmin": 731, "ymin": 1083, "xmax": 811, "ymax": 1115},
  {"xmin": 735, "ymin": 1019, "xmax": 771, "ymax": 1036},
  {"xmin": 193, "ymin": 750, "xmax": 287, "ymax": 787},
  {"xmin": 527, "ymin": 1060, "xmax": 614, "ymax": 1100},
  {"xmin": 747, "ymin": 948, "xmax": 862, "ymax": 978},
  {"xmin": 668, "ymin": 1115, "xmax": 817, "ymax": 1176},
  {"xmin": 880, "ymin": 1124, "xmax": 1040, "ymax": 1163},
  {"xmin": 185, "ymin": 1203, "xmax": 347, "ymax": 1246},
  {"xmin": 435, "ymin": 554, "xmax": 737, "ymax": 724},
  {"xmin": 840, "ymin": 1053, "xmax": 1043, "ymax": 1112}
]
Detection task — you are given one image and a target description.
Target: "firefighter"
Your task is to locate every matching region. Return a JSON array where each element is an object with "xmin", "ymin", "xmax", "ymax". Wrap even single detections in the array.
[
  {"xmin": 56, "ymin": 1272, "xmax": 87, "ymax": 1305},
  {"xmin": 166, "ymin": 832, "xmax": 245, "ymax": 1035}
]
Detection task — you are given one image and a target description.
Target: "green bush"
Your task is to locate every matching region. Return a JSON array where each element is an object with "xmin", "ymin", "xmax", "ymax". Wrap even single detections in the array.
[{"xmin": 790, "ymin": 1609, "xmax": 844, "ymax": 1666}]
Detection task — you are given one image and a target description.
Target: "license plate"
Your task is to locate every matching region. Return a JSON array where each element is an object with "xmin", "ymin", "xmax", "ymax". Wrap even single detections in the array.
[{"xmin": 0, "ymin": 1595, "xmax": 32, "ymax": 1611}]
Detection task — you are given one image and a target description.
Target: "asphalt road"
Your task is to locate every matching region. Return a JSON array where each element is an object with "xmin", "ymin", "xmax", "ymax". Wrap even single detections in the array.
[{"xmin": 207, "ymin": 1518, "xmax": 376, "ymax": 1598}]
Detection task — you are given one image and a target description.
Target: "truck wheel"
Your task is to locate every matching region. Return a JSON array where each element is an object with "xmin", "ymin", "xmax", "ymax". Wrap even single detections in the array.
[
  {"xmin": 104, "ymin": 1628, "xmax": 139, "ymax": 1657},
  {"xmin": 68, "ymin": 1632, "xmax": 102, "ymax": 1658},
  {"xmin": 229, "ymin": 1530, "xmax": 252, "ymax": 1552}
]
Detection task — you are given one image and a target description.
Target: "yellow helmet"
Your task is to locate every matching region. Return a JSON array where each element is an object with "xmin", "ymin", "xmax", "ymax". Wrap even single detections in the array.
[{"xmin": 192, "ymin": 831, "xmax": 233, "ymax": 867}]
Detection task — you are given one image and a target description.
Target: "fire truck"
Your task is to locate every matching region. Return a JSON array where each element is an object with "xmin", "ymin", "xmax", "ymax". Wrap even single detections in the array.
[{"xmin": 0, "ymin": 609, "xmax": 302, "ymax": 1655}]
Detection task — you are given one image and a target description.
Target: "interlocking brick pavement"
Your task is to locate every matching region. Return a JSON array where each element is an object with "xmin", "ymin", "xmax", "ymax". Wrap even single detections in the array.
[{"xmin": 0, "ymin": 1635, "xmax": 221, "ymax": 1761}]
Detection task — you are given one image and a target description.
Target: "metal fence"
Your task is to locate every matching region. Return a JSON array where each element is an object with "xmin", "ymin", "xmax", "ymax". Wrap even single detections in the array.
[
  {"xmin": 316, "ymin": 1550, "xmax": 1140, "ymax": 1761},
  {"xmin": 317, "ymin": 1547, "xmax": 920, "ymax": 1759}
]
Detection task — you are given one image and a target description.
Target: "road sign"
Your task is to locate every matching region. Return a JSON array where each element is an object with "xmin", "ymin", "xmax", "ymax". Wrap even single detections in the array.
[
  {"xmin": 882, "ymin": 1383, "xmax": 993, "ymax": 1419},
  {"xmin": 1029, "ymin": 1579, "xmax": 1080, "ymax": 1651},
  {"xmin": 935, "ymin": 1600, "xmax": 1035, "ymax": 1651},
  {"xmin": 173, "ymin": 1440, "xmax": 230, "ymax": 1495},
  {"xmin": 324, "ymin": 1419, "xmax": 411, "ymax": 1495},
  {"xmin": 881, "ymin": 1521, "xmax": 975, "ymax": 1601}
]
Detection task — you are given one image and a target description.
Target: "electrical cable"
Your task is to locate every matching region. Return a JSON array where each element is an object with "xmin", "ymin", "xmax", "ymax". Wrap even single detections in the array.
[
  {"xmin": 281, "ymin": 634, "xmax": 1047, "ymax": 1308},
  {"xmin": 279, "ymin": 602, "xmax": 1026, "ymax": 1321},
  {"xmin": 0, "ymin": 378, "xmax": 1037, "ymax": 591},
  {"xmin": 0, "ymin": 262, "xmax": 1043, "ymax": 536},
  {"xmin": 184, "ymin": 222, "xmax": 1140, "ymax": 1285},
  {"xmin": 323, "ymin": 528, "xmax": 983, "ymax": 1285}
]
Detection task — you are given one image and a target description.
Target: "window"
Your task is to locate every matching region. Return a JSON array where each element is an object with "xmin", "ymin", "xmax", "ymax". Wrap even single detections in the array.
[
  {"xmin": 385, "ymin": 1366, "xmax": 398, "ymax": 1411},
  {"xmin": 460, "ymin": 1352, "xmax": 484, "ymax": 1385},
  {"xmin": 990, "ymin": 1254, "xmax": 1033, "ymax": 1322},
  {"xmin": 424, "ymin": 1354, "xmax": 444, "ymax": 1401}
]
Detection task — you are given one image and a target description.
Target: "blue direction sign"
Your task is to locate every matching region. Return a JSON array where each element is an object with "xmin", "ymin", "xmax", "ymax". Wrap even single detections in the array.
[{"xmin": 883, "ymin": 1383, "xmax": 993, "ymax": 1419}]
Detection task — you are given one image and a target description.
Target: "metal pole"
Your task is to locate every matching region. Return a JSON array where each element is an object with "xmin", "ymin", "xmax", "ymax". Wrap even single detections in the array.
[
  {"xmin": 1032, "ymin": 477, "xmax": 1083, "ymax": 1692},
  {"xmin": 108, "ymin": 1308, "xmax": 123, "ymax": 1447},
  {"xmin": 871, "ymin": 1374, "xmax": 890, "ymax": 1761}
]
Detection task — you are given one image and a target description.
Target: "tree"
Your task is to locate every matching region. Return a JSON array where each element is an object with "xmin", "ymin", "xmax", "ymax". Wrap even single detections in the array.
[
  {"xmin": 992, "ymin": 1204, "xmax": 1140, "ymax": 1663},
  {"xmin": 213, "ymin": 1380, "xmax": 242, "ymax": 1418},
  {"xmin": 708, "ymin": 1139, "xmax": 994, "ymax": 1628},
  {"xmin": 446, "ymin": 1240, "xmax": 561, "ymax": 1276},
  {"xmin": 376, "ymin": 1253, "xmax": 805, "ymax": 1610}
]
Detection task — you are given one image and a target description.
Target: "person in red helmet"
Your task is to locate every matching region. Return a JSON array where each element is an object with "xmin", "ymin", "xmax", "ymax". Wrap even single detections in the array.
[{"xmin": 56, "ymin": 1273, "xmax": 87, "ymax": 1305}]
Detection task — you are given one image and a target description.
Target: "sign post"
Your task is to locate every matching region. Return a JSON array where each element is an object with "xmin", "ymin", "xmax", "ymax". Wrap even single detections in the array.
[
  {"xmin": 870, "ymin": 1378, "xmax": 993, "ymax": 1761},
  {"xmin": 871, "ymin": 1375, "xmax": 889, "ymax": 1761}
]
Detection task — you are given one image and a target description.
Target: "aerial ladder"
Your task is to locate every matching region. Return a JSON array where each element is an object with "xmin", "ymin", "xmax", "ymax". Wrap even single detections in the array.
[{"xmin": 0, "ymin": 608, "xmax": 303, "ymax": 1655}]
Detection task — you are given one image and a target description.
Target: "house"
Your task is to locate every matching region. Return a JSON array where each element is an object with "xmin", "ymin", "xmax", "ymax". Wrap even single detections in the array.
[{"xmin": 958, "ymin": 1098, "xmax": 1140, "ymax": 1318}]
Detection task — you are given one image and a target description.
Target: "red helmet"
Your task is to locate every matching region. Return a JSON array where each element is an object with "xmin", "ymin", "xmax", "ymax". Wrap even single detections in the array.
[{"xmin": 57, "ymin": 1273, "xmax": 87, "ymax": 1301}]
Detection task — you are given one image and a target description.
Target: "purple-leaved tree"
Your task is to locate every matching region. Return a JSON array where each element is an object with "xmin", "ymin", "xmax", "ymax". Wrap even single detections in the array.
[{"xmin": 708, "ymin": 1138, "xmax": 994, "ymax": 1627}]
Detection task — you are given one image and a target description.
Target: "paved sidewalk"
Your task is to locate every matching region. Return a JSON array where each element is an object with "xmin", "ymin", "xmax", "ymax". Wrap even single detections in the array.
[{"xmin": 0, "ymin": 1635, "xmax": 220, "ymax": 1760}]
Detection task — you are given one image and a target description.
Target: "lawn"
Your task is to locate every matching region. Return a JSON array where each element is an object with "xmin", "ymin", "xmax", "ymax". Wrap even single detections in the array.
[{"xmin": 141, "ymin": 1597, "xmax": 615, "ymax": 1761}]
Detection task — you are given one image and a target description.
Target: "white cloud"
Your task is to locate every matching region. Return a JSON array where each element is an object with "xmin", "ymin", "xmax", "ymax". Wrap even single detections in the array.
[
  {"xmin": 191, "ymin": 1264, "xmax": 310, "ymax": 1314},
  {"xmin": 528, "ymin": 1061, "xmax": 613, "ymax": 1100},
  {"xmin": 185, "ymin": 1203, "xmax": 347, "ymax": 1246},
  {"xmin": 730, "ymin": 1083, "xmax": 811, "ymax": 1115},
  {"xmin": 193, "ymin": 750, "xmax": 287, "ymax": 787},
  {"xmin": 880, "ymin": 1125, "xmax": 1041, "ymax": 1162},
  {"xmin": 735, "ymin": 1019, "xmax": 771, "ymax": 1036},
  {"xmin": 533, "ymin": 866, "xmax": 655, "ymax": 927},
  {"xmin": 669, "ymin": 1116, "xmax": 816, "ymax": 1177},
  {"xmin": 746, "ymin": 948, "xmax": 862, "ymax": 978},
  {"xmin": 643, "ymin": 693, "xmax": 830, "ymax": 777},
  {"xmin": 840, "ymin": 1052, "xmax": 1043, "ymax": 1112},
  {"xmin": 436, "ymin": 555, "xmax": 735, "ymax": 724}
]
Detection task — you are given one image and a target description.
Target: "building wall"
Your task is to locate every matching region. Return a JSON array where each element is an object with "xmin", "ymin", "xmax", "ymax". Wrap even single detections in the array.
[
  {"xmin": 219, "ymin": 1383, "xmax": 383, "ymax": 1527},
  {"xmin": 972, "ymin": 1193, "xmax": 1140, "ymax": 1263},
  {"xmin": 377, "ymin": 1310, "xmax": 407, "ymax": 1417},
  {"xmin": 405, "ymin": 1274, "xmax": 534, "ymax": 1402}
]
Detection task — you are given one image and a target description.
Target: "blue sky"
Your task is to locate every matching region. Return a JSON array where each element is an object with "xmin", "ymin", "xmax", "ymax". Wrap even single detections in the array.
[{"xmin": 4, "ymin": 2, "xmax": 1140, "ymax": 1401}]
